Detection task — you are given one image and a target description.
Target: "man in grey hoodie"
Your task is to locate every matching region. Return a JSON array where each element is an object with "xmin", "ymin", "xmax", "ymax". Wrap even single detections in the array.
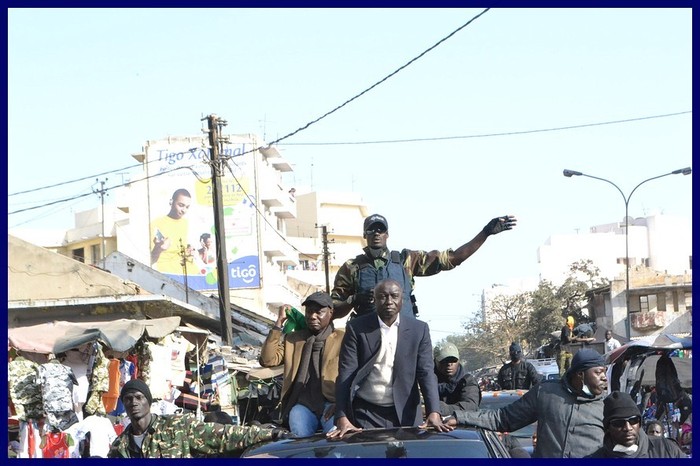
[{"xmin": 446, "ymin": 348, "xmax": 608, "ymax": 458}]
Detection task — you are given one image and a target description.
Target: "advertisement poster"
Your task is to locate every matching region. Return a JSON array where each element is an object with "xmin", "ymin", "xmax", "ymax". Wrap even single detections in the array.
[{"xmin": 145, "ymin": 136, "xmax": 261, "ymax": 290}]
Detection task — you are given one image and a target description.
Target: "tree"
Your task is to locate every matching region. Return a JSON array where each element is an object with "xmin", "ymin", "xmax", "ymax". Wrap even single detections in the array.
[
  {"xmin": 457, "ymin": 292, "xmax": 533, "ymax": 371},
  {"xmin": 439, "ymin": 259, "xmax": 609, "ymax": 370},
  {"xmin": 525, "ymin": 259, "xmax": 609, "ymax": 350}
]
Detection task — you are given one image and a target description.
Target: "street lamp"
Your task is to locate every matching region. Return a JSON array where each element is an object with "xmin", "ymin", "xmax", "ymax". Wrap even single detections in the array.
[{"xmin": 563, "ymin": 167, "xmax": 692, "ymax": 339}]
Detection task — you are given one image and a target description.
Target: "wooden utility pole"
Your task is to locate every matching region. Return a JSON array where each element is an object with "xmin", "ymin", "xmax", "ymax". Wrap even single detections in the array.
[
  {"xmin": 93, "ymin": 178, "xmax": 108, "ymax": 269},
  {"xmin": 317, "ymin": 224, "xmax": 333, "ymax": 294},
  {"xmin": 205, "ymin": 114, "xmax": 233, "ymax": 345}
]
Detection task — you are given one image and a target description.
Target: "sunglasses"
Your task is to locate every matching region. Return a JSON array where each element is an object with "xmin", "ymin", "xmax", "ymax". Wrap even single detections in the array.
[
  {"xmin": 365, "ymin": 227, "xmax": 387, "ymax": 235},
  {"xmin": 609, "ymin": 416, "xmax": 641, "ymax": 428}
]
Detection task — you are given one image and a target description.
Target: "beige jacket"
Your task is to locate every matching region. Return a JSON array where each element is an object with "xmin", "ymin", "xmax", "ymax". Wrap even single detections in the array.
[{"xmin": 259, "ymin": 327, "xmax": 345, "ymax": 403}]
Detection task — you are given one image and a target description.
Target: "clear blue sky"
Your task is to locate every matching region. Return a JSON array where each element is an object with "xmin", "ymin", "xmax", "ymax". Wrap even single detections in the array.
[{"xmin": 8, "ymin": 8, "xmax": 692, "ymax": 343}]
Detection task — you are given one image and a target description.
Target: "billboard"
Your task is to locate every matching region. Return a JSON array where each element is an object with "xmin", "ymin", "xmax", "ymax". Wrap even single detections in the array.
[{"xmin": 145, "ymin": 136, "xmax": 260, "ymax": 290}]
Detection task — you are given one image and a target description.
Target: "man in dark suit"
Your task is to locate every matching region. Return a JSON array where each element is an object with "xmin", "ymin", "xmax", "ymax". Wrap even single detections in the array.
[{"xmin": 328, "ymin": 279, "xmax": 452, "ymax": 438}]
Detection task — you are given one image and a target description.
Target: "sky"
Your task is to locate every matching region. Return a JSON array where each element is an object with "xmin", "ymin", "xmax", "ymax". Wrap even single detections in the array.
[{"xmin": 7, "ymin": 8, "xmax": 693, "ymax": 344}]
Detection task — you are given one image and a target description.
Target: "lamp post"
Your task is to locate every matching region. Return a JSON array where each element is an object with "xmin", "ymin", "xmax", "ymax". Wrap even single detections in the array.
[{"xmin": 563, "ymin": 167, "xmax": 692, "ymax": 339}]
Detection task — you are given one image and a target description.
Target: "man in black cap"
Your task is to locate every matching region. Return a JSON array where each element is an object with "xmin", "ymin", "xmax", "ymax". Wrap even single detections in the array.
[
  {"xmin": 497, "ymin": 342, "xmax": 540, "ymax": 390},
  {"xmin": 587, "ymin": 391, "xmax": 685, "ymax": 458},
  {"xmin": 331, "ymin": 213, "xmax": 517, "ymax": 320},
  {"xmin": 259, "ymin": 291, "xmax": 344, "ymax": 437},
  {"xmin": 108, "ymin": 379, "xmax": 287, "ymax": 458},
  {"xmin": 447, "ymin": 348, "xmax": 609, "ymax": 457}
]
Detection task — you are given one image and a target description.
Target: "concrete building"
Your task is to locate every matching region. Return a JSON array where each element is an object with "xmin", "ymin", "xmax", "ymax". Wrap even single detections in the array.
[
  {"xmin": 538, "ymin": 212, "xmax": 692, "ymax": 284},
  {"xmin": 586, "ymin": 268, "xmax": 692, "ymax": 340},
  {"xmin": 479, "ymin": 213, "xmax": 691, "ymax": 340}
]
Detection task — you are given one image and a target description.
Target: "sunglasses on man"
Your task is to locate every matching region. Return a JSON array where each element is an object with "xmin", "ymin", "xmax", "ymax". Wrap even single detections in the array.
[
  {"xmin": 609, "ymin": 416, "xmax": 641, "ymax": 428},
  {"xmin": 365, "ymin": 227, "xmax": 387, "ymax": 235}
]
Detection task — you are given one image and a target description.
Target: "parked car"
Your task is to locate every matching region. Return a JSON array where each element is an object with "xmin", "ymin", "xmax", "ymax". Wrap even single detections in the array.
[
  {"xmin": 240, "ymin": 426, "xmax": 511, "ymax": 458},
  {"xmin": 479, "ymin": 389, "xmax": 536, "ymax": 455},
  {"xmin": 530, "ymin": 358, "xmax": 560, "ymax": 382}
]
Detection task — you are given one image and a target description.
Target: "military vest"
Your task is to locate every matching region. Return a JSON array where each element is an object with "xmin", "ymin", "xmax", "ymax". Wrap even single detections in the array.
[{"xmin": 355, "ymin": 250, "xmax": 415, "ymax": 318}]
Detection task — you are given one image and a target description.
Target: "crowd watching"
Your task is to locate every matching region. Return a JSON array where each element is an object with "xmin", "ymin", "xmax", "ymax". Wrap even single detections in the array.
[{"xmin": 9, "ymin": 214, "xmax": 691, "ymax": 459}]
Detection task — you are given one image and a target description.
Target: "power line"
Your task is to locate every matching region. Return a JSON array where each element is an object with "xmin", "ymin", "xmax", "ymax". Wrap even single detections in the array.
[
  {"xmin": 221, "ymin": 160, "xmax": 324, "ymax": 262},
  {"xmin": 9, "ymin": 108, "xmax": 689, "ymax": 200},
  {"xmin": 261, "ymin": 8, "xmax": 492, "ymax": 149},
  {"xmin": 8, "ymin": 162, "xmax": 142, "ymax": 197},
  {"xmin": 278, "ymin": 110, "xmax": 693, "ymax": 146},
  {"xmin": 8, "ymin": 165, "xmax": 197, "ymax": 215}
]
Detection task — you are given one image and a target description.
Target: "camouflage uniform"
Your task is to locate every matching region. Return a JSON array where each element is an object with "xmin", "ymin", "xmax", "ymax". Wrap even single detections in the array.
[
  {"xmin": 331, "ymin": 246, "xmax": 454, "ymax": 313},
  {"xmin": 107, "ymin": 413, "xmax": 275, "ymax": 458},
  {"xmin": 8, "ymin": 357, "xmax": 44, "ymax": 420},
  {"xmin": 85, "ymin": 344, "xmax": 110, "ymax": 416},
  {"xmin": 37, "ymin": 361, "xmax": 80, "ymax": 431}
]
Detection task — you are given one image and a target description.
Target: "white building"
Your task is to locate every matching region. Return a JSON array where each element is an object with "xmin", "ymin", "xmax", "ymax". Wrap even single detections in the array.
[
  {"xmin": 538, "ymin": 212, "xmax": 692, "ymax": 284},
  {"xmin": 479, "ymin": 213, "xmax": 691, "ymax": 338}
]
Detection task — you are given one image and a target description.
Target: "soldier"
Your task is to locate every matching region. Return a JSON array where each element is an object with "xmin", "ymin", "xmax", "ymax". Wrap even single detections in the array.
[
  {"xmin": 497, "ymin": 342, "xmax": 540, "ymax": 390},
  {"xmin": 331, "ymin": 214, "xmax": 517, "ymax": 320},
  {"xmin": 108, "ymin": 380, "xmax": 289, "ymax": 458}
]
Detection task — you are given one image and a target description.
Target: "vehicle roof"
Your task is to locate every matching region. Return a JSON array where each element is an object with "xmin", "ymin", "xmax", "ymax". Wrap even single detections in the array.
[{"xmin": 242, "ymin": 426, "xmax": 495, "ymax": 457}]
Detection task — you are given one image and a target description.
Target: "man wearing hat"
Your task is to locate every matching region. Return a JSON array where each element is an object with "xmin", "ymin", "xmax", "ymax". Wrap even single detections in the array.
[
  {"xmin": 108, "ymin": 379, "xmax": 286, "ymax": 458},
  {"xmin": 447, "ymin": 348, "xmax": 609, "ymax": 457},
  {"xmin": 497, "ymin": 342, "xmax": 540, "ymax": 390},
  {"xmin": 259, "ymin": 291, "xmax": 344, "ymax": 437},
  {"xmin": 331, "ymin": 213, "xmax": 517, "ymax": 320},
  {"xmin": 587, "ymin": 391, "xmax": 685, "ymax": 458},
  {"xmin": 433, "ymin": 342, "xmax": 481, "ymax": 415}
]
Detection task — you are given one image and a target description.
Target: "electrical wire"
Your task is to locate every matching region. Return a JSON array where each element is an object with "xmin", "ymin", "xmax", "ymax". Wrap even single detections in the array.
[
  {"xmin": 221, "ymin": 160, "xmax": 323, "ymax": 262},
  {"xmin": 9, "ymin": 108, "xmax": 690, "ymax": 200},
  {"xmin": 278, "ymin": 110, "xmax": 693, "ymax": 146},
  {"xmin": 261, "ymin": 8, "xmax": 492, "ymax": 149},
  {"xmin": 8, "ymin": 165, "xmax": 199, "ymax": 215}
]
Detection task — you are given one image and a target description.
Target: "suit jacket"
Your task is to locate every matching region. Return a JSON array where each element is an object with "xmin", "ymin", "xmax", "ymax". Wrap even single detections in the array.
[
  {"xmin": 335, "ymin": 313, "xmax": 440, "ymax": 426},
  {"xmin": 259, "ymin": 327, "xmax": 345, "ymax": 405}
]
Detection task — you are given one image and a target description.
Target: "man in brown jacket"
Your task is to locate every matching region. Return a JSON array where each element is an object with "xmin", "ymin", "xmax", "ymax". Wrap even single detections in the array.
[{"xmin": 260, "ymin": 291, "xmax": 345, "ymax": 437}]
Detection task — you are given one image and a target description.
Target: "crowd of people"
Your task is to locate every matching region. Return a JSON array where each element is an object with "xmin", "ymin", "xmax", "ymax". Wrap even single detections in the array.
[
  {"xmin": 257, "ymin": 213, "xmax": 691, "ymax": 458},
  {"xmin": 9, "ymin": 213, "xmax": 691, "ymax": 458}
]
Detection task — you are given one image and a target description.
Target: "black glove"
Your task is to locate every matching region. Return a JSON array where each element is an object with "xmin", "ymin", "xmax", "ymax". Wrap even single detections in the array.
[
  {"xmin": 483, "ymin": 216, "xmax": 516, "ymax": 236},
  {"xmin": 351, "ymin": 290, "xmax": 374, "ymax": 308},
  {"xmin": 271, "ymin": 427, "xmax": 292, "ymax": 440}
]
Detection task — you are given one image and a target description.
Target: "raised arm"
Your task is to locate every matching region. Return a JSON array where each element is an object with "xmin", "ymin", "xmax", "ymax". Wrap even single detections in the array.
[{"xmin": 449, "ymin": 216, "xmax": 517, "ymax": 267}]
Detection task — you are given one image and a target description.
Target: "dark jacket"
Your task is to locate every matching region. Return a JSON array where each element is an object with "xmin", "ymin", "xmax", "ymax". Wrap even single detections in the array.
[
  {"xmin": 454, "ymin": 375, "xmax": 605, "ymax": 458},
  {"xmin": 497, "ymin": 360, "xmax": 540, "ymax": 390},
  {"xmin": 586, "ymin": 429, "xmax": 685, "ymax": 458},
  {"xmin": 335, "ymin": 313, "xmax": 440, "ymax": 426},
  {"xmin": 435, "ymin": 363, "xmax": 481, "ymax": 416}
]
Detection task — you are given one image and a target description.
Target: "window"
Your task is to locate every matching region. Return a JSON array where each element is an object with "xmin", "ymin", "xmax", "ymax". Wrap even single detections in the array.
[
  {"xmin": 684, "ymin": 292, "xmax": 692, "ymax": 312},
  {"xmin": 639, "ymin": 295, "xmax": 649, "ymax": 312},
  {"xmin": 72, "ymin": 248, "xmax": 85, "ymax": 263},
  {"xmin": 638, "ymin": 294, "xmax": 658, "ymax": 313},
  {"xmin": 91, "ymin": 244, "xmax": 100, "ymax": 265}
]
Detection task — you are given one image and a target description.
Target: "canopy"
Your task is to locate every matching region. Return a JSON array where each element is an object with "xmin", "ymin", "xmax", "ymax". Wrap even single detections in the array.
[
  {"xmin": 8, "ymin": 316, "xmax": 181, "ymax": 354},
  {"xmin": 606, "ymin": 333, "xmax": 692, "ymax": 364},
  {"xmin": 634, "ymin": 354, "xmax": 692, "ymax": 388}
]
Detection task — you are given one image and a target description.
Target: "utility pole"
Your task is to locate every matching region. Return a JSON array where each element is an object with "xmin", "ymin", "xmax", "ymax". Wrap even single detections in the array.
[
  {"xmin": 93, "ymin": 178, "xmax": 108, "ymax": 269},
  {"xmin": 316, "ymin": 224, "xmax": 334, "ymax": 294},
  {"xmin": 178, "ymin": 239, "xmax": 191, "ymax": 304},
  {"xmin": 205, "ymin": 114, "xmax": 233, "ymax": 346}
]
